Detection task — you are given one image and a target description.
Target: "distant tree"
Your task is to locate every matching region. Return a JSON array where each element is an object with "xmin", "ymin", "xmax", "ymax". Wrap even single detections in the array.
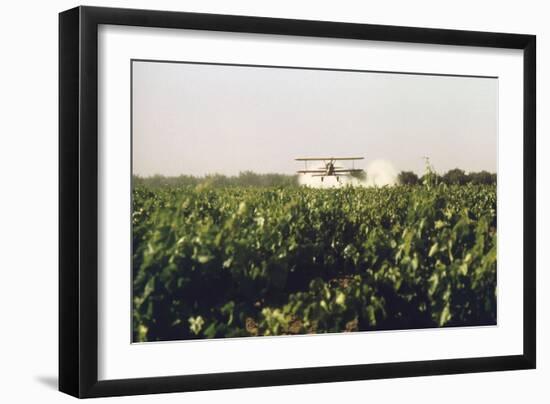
[
  {"xmin": 442, "ymin": 168, "xmax": 468, "ymax": 185},
  {"xmin": 397, "ymin": 171, "xmax": 419, "ymax": 185},
  {"xmin": 468, "ymin": 170, "xmax": 496, "ymax": 185},
  {"xmin": 236, "ymin": 171, "xmax": 262, "ymax": 187},
  {"xmin": 204, "ymin": 173, "xmax": 231, "ymax": 187}
]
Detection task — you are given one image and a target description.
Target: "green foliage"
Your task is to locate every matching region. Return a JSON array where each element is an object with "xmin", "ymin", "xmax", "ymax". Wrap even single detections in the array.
[{"xmin": 132, "ymin": 183, "xmax": 497, "ymax": 341}]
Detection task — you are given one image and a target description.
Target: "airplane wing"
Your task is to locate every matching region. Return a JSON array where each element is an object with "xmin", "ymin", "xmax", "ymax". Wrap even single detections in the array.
[
  {"xmin": 332, "ymin": 157, "xmax": 364, "ymax": 161},
  {"xmin": 297, "ymin": 170, "xmax": 327, "ymax": 174},
  {"xmin": 333, "ymin": 169, "xmax": 365, "ymax": 173}
]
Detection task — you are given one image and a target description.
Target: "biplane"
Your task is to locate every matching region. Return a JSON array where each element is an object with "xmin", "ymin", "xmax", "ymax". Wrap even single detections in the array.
[{"xmin": 295, "ymin": 157, "xmax": 365, "ymax": 182}]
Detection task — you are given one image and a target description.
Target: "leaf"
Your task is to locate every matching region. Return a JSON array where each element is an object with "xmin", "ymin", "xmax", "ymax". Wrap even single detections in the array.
[
  {"xmin": 428, "ymin": 273, "xmax": 439, "ymax": 296},
  {"xmin": 367, "ymin": 306, "xmax": 377, "ymax": 326},
  {"xmin": 203, "ymin": 322, "xmax": 218, "ymax": 338},
  {"xmin": 197, "ymin": 255, "xmax": 212, "ymax": 264},
  {"xmin": 189, "ymin": 316, "xmax": 205, "ymax": 335},
  {"xmin": 335, "ymin": 292, "xmax": 346, "ymax": 307},
  {"xmin": 429, "ymin": 242, "xmax": 439, "ymax": 257},
  {"xmin": 439, "ymin": 305, "xmax": 451, "ymax": 326},
  {"xmin": 139, "ymin": 276, "xmax": 155, "ymax": 305},
  {"xmin": 434, "ymin": 220, "xmax": 446, "ymax": 229}
]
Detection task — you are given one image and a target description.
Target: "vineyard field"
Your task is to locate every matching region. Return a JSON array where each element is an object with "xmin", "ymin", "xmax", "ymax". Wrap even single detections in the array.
[{"xmin": 132, "ymin": 184, "xmax": 497, "ymax": 342}]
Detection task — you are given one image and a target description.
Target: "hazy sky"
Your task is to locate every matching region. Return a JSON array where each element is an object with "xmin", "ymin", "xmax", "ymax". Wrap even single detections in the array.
[{"xmin": 132, "ymin": 60, "xmax": 497, "ymax": 177}]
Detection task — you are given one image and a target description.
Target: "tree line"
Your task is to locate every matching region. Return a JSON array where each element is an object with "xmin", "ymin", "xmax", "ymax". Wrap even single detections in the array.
[
  {"xmin": 134, "ymin": 168, "xmax": 496, "ymax": 188},
  {"xmin": 397, "ymin": 169, "xmax": 496, "ymax": 186},
  {"xmin": 133, "ymin": 171, "xmax": 299, "ymax": 188}
]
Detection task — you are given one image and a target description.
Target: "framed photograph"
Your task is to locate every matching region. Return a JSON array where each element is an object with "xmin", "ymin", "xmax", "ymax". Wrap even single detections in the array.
[{"xmin": 59, "ymin": 6, "xmax": 536, "ymax": 398}]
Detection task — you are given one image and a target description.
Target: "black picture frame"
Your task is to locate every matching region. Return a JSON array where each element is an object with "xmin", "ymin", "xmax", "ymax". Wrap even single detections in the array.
[{"xmin": 59, "ymin": 5, "xmax": 536, "ymax": 398}]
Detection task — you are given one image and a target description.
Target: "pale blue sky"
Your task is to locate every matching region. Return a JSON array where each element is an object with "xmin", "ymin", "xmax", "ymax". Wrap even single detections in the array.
[{"xmin": 132, "ymin": 60, "xmax": 497, "ymax": 177}]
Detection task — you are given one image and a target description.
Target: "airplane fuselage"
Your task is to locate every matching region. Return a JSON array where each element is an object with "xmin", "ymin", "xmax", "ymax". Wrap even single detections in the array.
[{"xmin": 325, "ymin": 162, "xmax": 335, "ymax": 175}]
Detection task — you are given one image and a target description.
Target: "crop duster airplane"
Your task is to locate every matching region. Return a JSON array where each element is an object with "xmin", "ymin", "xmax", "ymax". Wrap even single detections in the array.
[{"xmin": 295, "ymin": 157, "xmax": 365, "ymax": 182}]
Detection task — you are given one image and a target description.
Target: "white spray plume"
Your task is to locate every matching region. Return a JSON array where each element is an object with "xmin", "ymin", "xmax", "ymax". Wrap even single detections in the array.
[
  {"xmin": 364, "ymin": 159, "xmax": 398, "ymax": 187},
  {"xmin": 298, "ymin": 159, "xmax": 397, "ymax": 188}
]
